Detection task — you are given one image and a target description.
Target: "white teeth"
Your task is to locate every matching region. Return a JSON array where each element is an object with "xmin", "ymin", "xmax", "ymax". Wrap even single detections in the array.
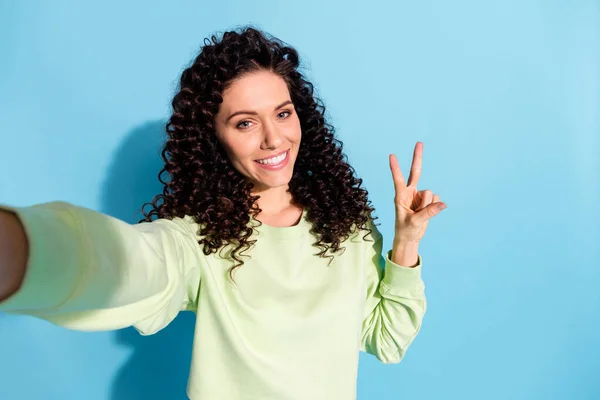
[{"xmin": 256, "ymin": 151, "xmax": 287, "ymax": 165}]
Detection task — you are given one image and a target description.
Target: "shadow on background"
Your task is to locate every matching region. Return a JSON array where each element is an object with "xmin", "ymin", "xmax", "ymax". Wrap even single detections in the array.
[{"xmin": 100, "ymin": 120, "xmax": 196, "ymax": 400}]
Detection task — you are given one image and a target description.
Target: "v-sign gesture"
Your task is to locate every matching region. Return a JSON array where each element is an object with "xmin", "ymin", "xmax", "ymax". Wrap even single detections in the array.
[{"xmin": 389, "ymin": 142, "xmax": 446, "ymax": 245}]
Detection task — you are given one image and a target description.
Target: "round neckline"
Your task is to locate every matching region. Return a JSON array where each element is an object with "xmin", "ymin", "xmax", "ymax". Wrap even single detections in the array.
[{"xmin": 251, "ymin": 208, "xmax": 309, "ymax": 240}]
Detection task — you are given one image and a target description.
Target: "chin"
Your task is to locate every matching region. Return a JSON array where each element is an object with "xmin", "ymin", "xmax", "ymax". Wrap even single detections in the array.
[{"xmin": 250, "ymin": 170, "xmax": 294, "ymax": 191}]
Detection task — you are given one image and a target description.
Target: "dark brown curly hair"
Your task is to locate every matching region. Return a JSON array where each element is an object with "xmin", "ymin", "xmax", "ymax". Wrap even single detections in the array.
[{"xmin": 140, "ymin": 26, "xmax": 377, "ymax": 279}]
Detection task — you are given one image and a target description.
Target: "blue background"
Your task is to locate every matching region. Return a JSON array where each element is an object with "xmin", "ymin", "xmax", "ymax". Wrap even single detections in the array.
[{"xmin": 1, "ymin": 1, "xmax": 598, "ymax": 399}]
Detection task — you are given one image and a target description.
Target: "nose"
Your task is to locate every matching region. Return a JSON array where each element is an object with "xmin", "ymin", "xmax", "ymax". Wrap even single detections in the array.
[{"xmin": 260, "ymin": 121, "xmax": 283, "ymax": 150}]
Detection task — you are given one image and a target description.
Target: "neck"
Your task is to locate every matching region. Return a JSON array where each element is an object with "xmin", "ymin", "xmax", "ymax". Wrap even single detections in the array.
[{"xmin": 251, "ymin": 185, "xmax": 297, "ymax": 214}]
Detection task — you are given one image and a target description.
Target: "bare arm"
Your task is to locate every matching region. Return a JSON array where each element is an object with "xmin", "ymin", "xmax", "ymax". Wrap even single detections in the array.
[{"xmin": 0, "ymin": 210, "xmax": 29, "ymax": 302}]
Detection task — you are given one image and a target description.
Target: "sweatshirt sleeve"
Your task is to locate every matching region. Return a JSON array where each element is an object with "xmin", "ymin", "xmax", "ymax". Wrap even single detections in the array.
[
  {"xmin": 0, "ymin": 201, "xmax": 202, "ymax": 336},
  {"xmin": 359, "ymin": 223, "xmax": 427, "ymax": 364}
]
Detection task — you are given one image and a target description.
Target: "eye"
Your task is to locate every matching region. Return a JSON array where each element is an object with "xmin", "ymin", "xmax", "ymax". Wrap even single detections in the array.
[
  {"xmin": 236, "ymin": 120, "xmax": 253, "ymax": 130},
  {"xmin": 278, "ymin": 110, "xmax": 292, "ymax": 119}
]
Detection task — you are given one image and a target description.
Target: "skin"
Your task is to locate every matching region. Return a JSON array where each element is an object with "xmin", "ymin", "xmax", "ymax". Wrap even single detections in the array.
[
  {"xmin": 214, "ymin": 69, "xmax": 303, "ymax": 226},
  {"xmin": 389, "ymin": 142, "xmax": 448, "ymax": 267},
  {"xmin": 0, "ymin": 210, "xmax": 28, "ymax": 301}
]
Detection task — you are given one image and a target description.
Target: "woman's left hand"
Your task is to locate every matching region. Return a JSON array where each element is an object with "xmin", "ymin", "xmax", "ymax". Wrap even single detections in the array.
[{"xmin": 389, "ymin": 141, "xmax": 446, "ymax": 244}]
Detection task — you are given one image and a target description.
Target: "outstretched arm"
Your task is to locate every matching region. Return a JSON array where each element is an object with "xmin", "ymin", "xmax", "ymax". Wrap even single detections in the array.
[{"xmin": 0, "ymin": 201, "xmax": 202, "ymax": 335}]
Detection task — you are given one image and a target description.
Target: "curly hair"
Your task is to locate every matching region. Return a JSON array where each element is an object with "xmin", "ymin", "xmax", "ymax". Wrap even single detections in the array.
[{"xmin": 140, "ymin": 26, "xmax": 377, "ymax": 280}]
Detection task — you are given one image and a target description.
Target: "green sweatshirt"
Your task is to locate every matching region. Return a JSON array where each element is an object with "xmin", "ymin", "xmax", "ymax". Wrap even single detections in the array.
[{"xmin": 0, "ymin": 201, "xmax": 427, "ymax": 400}]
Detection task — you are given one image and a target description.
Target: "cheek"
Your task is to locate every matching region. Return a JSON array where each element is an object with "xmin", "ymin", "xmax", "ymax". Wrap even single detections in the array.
[
  {"xmin": 227, "ymin": 137, "xmax": 261, "ymax": 163},
  {"xmin": 287, "ymin": 118, "xmax": 302, "ymax": 143}
]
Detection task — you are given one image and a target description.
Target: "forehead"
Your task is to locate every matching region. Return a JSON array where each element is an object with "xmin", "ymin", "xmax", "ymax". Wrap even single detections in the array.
[{"xmin": 220, "ymin": 70, "xmax": 291, "ymax": 111}]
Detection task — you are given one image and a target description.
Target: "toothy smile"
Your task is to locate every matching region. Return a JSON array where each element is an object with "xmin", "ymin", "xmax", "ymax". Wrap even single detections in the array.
[{"xmin": 255, "ymin": 150, "xmax": 289, "ymax": 165}]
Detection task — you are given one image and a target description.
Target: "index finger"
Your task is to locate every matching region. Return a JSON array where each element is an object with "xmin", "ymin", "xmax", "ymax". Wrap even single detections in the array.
[
  {"xmin": 407, "ymin": 142, "xmax": 423, "ymax": 187},
  {"xmin": 389, "ymin": 153, "xmax": 406, "ymax": 189}
]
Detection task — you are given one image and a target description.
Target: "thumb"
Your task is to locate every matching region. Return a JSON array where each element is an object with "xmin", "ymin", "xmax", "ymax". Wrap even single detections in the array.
[{"xmin": 412, "ymin": 202, "xmax": 446, "ymax": 226}]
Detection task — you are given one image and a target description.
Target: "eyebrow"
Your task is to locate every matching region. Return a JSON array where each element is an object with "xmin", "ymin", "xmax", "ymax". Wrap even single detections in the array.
[{"xmin": 225, "ymin": 100, "xmax": 294, "ymax": 124}]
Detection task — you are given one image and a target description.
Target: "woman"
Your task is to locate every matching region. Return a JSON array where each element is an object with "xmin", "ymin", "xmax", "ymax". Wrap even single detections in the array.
[{"xmin": 0, "ymin": 26, "xmax": 446, "ymax": 399}]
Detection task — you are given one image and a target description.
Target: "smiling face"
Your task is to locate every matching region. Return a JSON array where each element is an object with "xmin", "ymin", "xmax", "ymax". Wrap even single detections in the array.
[{"xmin": 214, "ymin": 70, "xmax": 302, "ymax": 194}]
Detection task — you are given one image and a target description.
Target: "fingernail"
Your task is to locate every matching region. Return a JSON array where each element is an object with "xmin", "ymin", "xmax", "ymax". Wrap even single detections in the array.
[{"xmin": 438, "ymin": 203, "xmax": 446, "ymax": 210}]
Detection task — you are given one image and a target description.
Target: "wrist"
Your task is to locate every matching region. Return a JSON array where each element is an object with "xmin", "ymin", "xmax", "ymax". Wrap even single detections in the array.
[{"xmin": 390, "ymin": 240, "xmax": 420, "ymax": 268}]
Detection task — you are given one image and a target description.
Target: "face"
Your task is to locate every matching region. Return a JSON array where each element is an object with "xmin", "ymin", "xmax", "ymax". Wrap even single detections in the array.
[{"xmin": 214, "ymin": 70, "xmax": 302, "ymax": 193}]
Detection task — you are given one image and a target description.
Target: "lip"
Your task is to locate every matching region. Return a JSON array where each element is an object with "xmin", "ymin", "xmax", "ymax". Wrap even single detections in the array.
[
  {"xmin": 254, "ymin": 149, "xmax": 289, "ymax": 162},
  {"xmin": 253, "ymin": 149, "xmax": 290, "ymax": 170}
]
